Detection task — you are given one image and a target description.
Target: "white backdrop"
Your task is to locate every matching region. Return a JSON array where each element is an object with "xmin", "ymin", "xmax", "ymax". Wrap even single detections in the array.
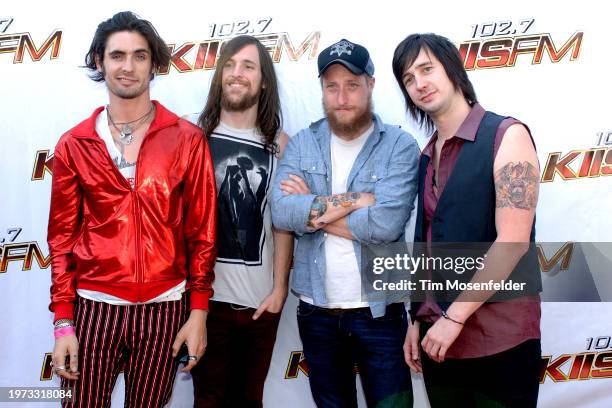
[{"xmin": 1, "ymin": 0, "xmax": 611, "ymax": 407}]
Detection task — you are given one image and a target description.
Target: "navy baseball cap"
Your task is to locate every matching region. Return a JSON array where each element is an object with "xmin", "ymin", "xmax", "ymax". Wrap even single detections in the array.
[{"xmin": 317, "ymin": 38, "xmax": 375, "ymax": 77}]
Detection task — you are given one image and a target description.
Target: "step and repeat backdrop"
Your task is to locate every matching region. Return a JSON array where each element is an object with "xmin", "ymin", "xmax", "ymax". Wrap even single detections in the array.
[{"xmin": 1, "ymin": 0, "xmax": 611, "ymax": 406}]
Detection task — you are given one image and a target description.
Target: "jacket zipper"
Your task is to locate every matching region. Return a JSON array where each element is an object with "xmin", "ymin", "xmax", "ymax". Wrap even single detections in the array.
[
  {"xmin": 93, "ymin": 123, "xmax": 154, "ymax": 299},
  {"xmin": 132, "ymin": 128, "xmax": 153, "ymax": 298},
  {"xmin": 132, "ymin": 189, "xmax": 142, "ymax": 298}
]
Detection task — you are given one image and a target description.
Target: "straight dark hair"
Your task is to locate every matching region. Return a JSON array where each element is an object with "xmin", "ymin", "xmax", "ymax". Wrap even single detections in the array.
[
  {"xmin": 392, "ymin": 33, "xmax": 477, "ymax": 132},
  {"xmin": 84, "ymin": 11, "xmax": 170, "ymax": 82},
  {"xmin": 198, "ymin": 35, "xmax": 281, "ymax": 153}
]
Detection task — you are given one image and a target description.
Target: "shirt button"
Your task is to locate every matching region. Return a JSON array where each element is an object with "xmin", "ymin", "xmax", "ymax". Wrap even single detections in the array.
[
  {"xmin": 312, "ymin": 166, "xmax": 316, "ymax": 170},
  {"xmin": 371, "ymin": 175, "xmax": 376, "ymax": 179},
  {"xmin": 314, "ymin": 259, "xmax": 317, "ymax": 263},
  {"xmin": 324, "ymin": 233, "xmax": 328, "ymax": 237}
]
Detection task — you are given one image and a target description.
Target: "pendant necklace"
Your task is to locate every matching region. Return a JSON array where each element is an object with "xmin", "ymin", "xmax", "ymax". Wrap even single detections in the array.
[{"xmin": 107, "ymin": 103, "xmax": 155, "ymax": 145}]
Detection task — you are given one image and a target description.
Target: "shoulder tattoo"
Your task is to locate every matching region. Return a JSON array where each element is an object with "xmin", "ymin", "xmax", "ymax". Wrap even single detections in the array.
[{"xmin": 495, "ymin": 161, "xmax": 538, "ymax": 210}]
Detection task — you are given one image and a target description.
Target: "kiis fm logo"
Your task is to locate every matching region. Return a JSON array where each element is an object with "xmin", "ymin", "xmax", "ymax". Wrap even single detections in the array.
[
  {"xmin": 0, "ymin": 228, "xmax": 50, "ymax": 273},
  {"xmin": 32, "ymin": 150, "xmax": 53, "ymax": 181},
  {"xmin": 285, "ymin": 351, "xmax": 308, "ymax": 379},
  {"xmin": 541, "ymin": 336, "xmax": 612, "ymax": 383},
  {"xmin": 158, "ymin": 17, "xmax": 319, "ymax": 74},
  {"xmin": 0, "ymin": 18, "xmax": 62, "ymax": 63},
  {"xmin": 541, "ymin": 131, "xmax": 612, "ymax": 182},
  {"xmin": 537, "ymin": 242, "xmax": 574, "ymax": 273},
  {"xmin": 285, "ymin": 351, "xmax": 359, "ymax": 379},
  {"xmin": 35, "ymin": 139, "xmax": 611, "ymax": 184},
  {"xmin": 458, "ymin": 18, "xmax": 582, "ymax": 70},
  {"xmin": 41, "ymin": 353, "xmax": 54, "ymax": 381}
]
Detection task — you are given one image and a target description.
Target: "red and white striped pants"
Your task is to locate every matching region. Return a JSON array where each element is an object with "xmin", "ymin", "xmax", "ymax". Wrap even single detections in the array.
[{"xmin": 61, "ymin": 296, "xmax": 187, "ymax": 408}]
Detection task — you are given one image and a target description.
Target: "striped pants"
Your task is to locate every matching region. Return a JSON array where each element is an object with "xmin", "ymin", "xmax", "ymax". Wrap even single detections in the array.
[{"xmin": 61, "ymin": 296, "xmax": 187, "ymax": 408}]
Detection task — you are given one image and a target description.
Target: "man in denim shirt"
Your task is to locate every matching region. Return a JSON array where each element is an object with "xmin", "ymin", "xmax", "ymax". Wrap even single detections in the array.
[{"xmin": 271, "ymin": 39, "xmax": 420, "ymax": 407}]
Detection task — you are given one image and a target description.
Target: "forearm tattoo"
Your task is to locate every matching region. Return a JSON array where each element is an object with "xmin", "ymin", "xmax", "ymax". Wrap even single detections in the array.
[
  {"xmin": 495, "ymin": 161, "xmax": 538, "ymax": 209},
  {"xmin": 330, "ymin": 192, "xmax": 361, "ymax": 207},
  {"xmin": 307, "ymin": 196, "xmax": 328, "ymax": 229},
  {"xmin": 306, "ymin": 192, "xmax": 361, "ymax": 229}
]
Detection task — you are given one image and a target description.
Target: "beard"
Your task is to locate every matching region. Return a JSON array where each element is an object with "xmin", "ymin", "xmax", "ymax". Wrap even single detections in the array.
[
  {"xmin": 109, "ymin": 84, "xmax": 148, "ymax": 100},
  {"xmin": 221, "ymin": 84, "xmax": 261, "ymax": 112},
  {"xmin": 324, "ymin": 97, "xmax": 373, "ymax": 138},
  {"xmin": 104, "ymin": 69, "xmax": 151, "ymax": 100}
]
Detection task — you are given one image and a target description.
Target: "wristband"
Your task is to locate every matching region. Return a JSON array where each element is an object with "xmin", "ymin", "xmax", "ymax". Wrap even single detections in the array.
[{"xmin": 54, "ymin": 326, "xmax": 76, "ymax": 339}]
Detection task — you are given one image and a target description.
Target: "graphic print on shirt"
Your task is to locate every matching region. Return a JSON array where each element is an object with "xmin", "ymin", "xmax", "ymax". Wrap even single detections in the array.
[
  {"xmin": 112, "ymin": 156, "xmax": 136, "ymax": 188},
  {"xmin": 209, "ymin": 132, "xmax": 273, "ymax": 265}
]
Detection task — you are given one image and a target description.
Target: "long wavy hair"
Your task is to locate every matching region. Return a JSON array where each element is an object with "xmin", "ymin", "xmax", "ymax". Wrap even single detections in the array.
[{"xmin": 198, "ymin": 35, "xmax": 281, "ymax": 153}]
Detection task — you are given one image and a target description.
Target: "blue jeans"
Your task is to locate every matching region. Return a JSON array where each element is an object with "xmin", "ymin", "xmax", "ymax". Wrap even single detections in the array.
[{"xmin": 297, "ymin": 301, "xmax": 412, "ymax": 407}]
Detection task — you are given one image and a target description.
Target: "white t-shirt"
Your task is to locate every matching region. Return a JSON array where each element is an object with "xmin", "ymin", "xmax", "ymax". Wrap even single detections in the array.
[
  {"xmin": 76, "ymin": 109, "xmax": 185, "ymax": 305},
  {"xmin": 323, "ymin": 124, "xmax": 373, "ymax": 308},
  {"xmin": 96, "ymin": 109, "xmax": 136, "ymax": 188}
]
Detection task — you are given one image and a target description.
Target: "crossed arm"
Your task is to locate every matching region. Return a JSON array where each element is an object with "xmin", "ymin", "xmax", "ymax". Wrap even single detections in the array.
[
  {"xmin": 272, "ymin": 132, "xmax": 419, "ymax": 243},
  {"xmin": 279, "ymin": 174, "xmax": 375, "ymax": 239}
]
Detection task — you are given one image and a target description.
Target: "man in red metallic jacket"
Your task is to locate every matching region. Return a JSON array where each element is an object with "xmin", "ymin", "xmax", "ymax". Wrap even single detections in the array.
[{"xmin": 47, "ymin": 11, "xmax": 216, "ymax": 407}]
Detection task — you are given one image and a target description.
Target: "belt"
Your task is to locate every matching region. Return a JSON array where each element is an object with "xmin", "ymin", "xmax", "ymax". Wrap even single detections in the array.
[
  {"xmin": 211, "ymin": 300, "xmax": 252, "ymax": 311},
  {"xmin": 321, "ymin": 306, "xmax": 370, "ymax": 316},
  {"xmin": 319, "ymin": 303, "xmax": 405, "ymax": 316}
]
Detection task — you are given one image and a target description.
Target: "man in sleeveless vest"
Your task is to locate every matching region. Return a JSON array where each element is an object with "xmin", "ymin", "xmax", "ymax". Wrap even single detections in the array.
[
  {"xmin": 190, "ymin": 35, "xmax": 294, "ymax": 407},
  {"xmin": 272, "ymin": 38, "xmax": 420, "ymax": 407},
  {"xmin": 48, "ymin": 11, "xmax": 217, "ymax": 407},
  {"xmin": 392, "ymin": 33, "xmax": 542, "ymax": 406}
]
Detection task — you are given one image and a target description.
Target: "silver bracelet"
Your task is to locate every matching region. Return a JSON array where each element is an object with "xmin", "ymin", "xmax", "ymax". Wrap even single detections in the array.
[{"xmin": 54, "ymin": 319, "xmax": 74, "ymax": 329}]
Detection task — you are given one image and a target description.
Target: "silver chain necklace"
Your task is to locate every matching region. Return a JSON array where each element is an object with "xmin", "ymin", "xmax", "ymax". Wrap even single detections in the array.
[{"xmin": 107, "ymin": 104, "xmax": 155, "ymax": 145}]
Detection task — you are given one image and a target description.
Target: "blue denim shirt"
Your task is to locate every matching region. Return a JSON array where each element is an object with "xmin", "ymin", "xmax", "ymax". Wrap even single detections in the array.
[{"xmin": 271, "ymin": 114, "xmax": 420, "ymax": 318}]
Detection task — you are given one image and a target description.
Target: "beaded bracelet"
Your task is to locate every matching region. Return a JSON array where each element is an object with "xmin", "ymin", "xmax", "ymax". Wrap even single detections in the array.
[{"xmin": 54, "ymin": 318, "xmax": 74, "ymax": 329}]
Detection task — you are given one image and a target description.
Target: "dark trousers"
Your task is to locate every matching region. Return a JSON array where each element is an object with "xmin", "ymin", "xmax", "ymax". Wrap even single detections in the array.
[
  {"xmin": 419, "ymin": 322, "xmax": 541, "ymax": 408},
  {"xmin": 61, "ymin": 296, "xmax": 187, "ymax": 408},
  {"xmin": 297, "ymin": 301, "xmax": 413, "ymax": 408},
  {"xmin": 191, "ymin": 300, "xmax": 281, "ymax": 408}
]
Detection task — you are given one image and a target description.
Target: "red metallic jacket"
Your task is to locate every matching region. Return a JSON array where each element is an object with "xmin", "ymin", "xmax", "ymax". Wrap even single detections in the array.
[{"xmin": 48, "ymin": 101, "xmax": 217, "ymax": 321}]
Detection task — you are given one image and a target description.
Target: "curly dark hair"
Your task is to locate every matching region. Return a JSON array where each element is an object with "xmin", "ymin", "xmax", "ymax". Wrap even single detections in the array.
[{"xmin": 84, "ymin": 11, "xmax": 170, "ymax": 82}]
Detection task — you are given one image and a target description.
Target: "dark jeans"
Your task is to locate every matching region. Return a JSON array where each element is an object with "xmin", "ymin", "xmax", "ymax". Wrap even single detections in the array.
[
  {"xmin": 191, "ymin": 300, "xmax": 281, "ymax": 408},
  {"xmin": 297, "ymin": 301, "xmax": 413, "ymax": 408},
  {"xmin": 419, "ymin": 322, "xmax": 541, "ymax": 408}
]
